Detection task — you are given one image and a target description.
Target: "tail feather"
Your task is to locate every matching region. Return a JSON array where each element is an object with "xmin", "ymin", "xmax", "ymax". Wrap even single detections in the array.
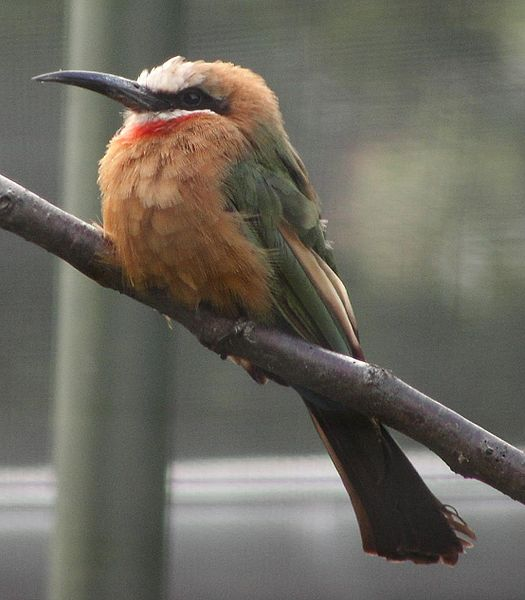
[{"xmin": 305, "ymin": 398, "xmax": 475, "ymax": 565}]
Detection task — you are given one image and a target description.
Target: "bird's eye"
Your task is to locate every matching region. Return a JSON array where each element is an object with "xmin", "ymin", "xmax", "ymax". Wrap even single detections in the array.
[{"xmin": 179, "ymin": 88, "xmax": 204, "ymax": 109}]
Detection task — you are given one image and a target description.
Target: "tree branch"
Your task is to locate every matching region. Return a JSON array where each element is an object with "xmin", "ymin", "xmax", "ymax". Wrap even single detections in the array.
[{"xmin": 1, "ymin": 172, "xmax": 524, "ymax": 504}]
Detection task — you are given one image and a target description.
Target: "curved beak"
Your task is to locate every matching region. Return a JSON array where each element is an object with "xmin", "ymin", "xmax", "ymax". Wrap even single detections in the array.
[{"xmin": 33, "ymin": 70, "xmax": 171, "ymax": 112}]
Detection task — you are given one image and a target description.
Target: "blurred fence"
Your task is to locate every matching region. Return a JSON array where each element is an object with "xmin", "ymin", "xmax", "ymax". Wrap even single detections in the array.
[{"xmin": 1, "ymin": 1, "xmax": 524, "ymax": 599}]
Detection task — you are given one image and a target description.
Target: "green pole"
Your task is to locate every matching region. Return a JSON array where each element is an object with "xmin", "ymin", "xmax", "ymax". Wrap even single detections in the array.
[{"xmin": 50, "ymin": 1, "xmax": 184, "ymax": 598}]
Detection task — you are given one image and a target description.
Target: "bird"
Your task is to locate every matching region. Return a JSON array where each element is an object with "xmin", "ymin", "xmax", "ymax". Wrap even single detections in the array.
[{"xmin": 34, "ymin": 56, "xmax": 475, "ymax": 564}]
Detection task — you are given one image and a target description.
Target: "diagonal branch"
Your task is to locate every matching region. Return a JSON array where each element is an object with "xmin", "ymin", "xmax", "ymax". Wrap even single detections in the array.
[{"xmin": 1, "ymin": 172, "xmax": 524, "ymax": 504}]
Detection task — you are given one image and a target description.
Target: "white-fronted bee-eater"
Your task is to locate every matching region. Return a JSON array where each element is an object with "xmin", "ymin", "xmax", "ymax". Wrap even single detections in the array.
[{"xmin": 35, "ymin": 57, "xmax": 475, "ymax": 564}]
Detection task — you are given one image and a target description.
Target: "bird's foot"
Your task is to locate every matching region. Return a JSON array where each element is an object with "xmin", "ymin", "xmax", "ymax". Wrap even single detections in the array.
[
  {"xmin": 215, "ymin": 318, "xmax": 268, "ymax": 384},
  {"xmin": 215, "ymin": 317, "xmax": 257, "ymax": 351}
]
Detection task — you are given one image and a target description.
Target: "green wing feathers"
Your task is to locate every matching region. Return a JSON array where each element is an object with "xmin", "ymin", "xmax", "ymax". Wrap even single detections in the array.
[{"xmin": 224, "ymin": 155, "xmax": 361, "ymax": 357}]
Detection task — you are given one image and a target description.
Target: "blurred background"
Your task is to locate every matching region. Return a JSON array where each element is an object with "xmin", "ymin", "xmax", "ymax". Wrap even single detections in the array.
[{"xmin": 1, "ymin": 1, "xmax": 525, "ymax": 599}]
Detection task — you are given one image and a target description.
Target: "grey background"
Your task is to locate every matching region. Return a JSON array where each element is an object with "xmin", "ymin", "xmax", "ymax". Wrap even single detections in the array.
[{"xmin": 1, "ymin": 1, "xmax": 525, "ymax": 598}]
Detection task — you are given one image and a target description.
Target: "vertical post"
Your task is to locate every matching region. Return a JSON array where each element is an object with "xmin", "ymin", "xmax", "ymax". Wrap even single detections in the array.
[{"xmin": 50, "ymin": 1, "xmax": 185, "ymax": 598}]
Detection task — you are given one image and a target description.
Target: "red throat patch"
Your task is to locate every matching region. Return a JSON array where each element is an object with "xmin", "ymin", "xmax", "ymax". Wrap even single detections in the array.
[{"xmin": 122, "ymin": 113, "xmax": 201, "ymax": 141}]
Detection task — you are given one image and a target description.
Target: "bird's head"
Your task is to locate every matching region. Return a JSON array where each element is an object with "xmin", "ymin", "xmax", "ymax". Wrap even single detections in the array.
[{"xmin": 34, "ymin": 56, "xmax": 285, "ymax": 141}]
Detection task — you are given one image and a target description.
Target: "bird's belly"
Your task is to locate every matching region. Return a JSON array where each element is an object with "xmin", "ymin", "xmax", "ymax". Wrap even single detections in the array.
[{"xmin": 103, "ymin": 191, "xmax": 273, "ymax": 318}]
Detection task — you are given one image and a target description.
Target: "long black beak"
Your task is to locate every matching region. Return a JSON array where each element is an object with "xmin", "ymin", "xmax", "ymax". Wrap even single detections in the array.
[{"xmin": 33, "ymin": 70, "xmax": 172, "ymax": 112}]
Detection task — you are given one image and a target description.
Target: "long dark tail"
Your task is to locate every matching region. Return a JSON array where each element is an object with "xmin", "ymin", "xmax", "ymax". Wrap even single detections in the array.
[{"xmin": 303, "ymin": 397, "xmax": 475, "ymax": 565}]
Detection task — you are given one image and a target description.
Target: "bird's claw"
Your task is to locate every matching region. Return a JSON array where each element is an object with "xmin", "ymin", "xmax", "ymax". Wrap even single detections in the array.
[
  {"xmin": 217, "ymin": 318, "xmax": 256, "ymax": 358},
  {"xmin": 231, "ymin": 318, "xmax": 256, "ymax": 341}
]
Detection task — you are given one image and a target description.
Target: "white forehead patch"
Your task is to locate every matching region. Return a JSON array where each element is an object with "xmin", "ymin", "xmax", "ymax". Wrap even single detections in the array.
[{"xmin": 137, "ymin": 56, "xmax": 205, "ymax": 94}]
